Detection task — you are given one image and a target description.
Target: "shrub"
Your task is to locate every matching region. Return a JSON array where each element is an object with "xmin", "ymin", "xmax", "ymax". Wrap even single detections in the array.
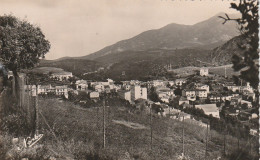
[
  {"xmin": 1, "ymin": 112, "xmax": 31, "ymax": 137},
  {"xmin": 226, "ymin": 149, "xmax": 258, "ymax": 160}
]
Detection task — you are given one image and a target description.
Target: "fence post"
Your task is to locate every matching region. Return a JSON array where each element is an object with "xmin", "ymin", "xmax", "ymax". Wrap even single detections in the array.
[
  {"xmin": 35, "ymin": 85, "xmax": 39, "ymax": 135},
  {"xmin": 182, "ymin": 116, "xmax": 184, "ymax": 156},
  {"xmin": 205, "ymin": 122, "xmax": 208, "ymax": 159},
  {"xmin": 150, "ymin": 104, "xmax": 153, "ymax": 150},
  {"xmin": 103, "ymin": 99, "xmax": 106, "ymax": 148}
]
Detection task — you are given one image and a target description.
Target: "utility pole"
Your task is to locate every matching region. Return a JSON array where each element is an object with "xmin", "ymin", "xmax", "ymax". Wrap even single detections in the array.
[
  {"xmin": 35, "ymin": 85, "xmax": 39, "ymax": 135},
  {"xmin": 169, "ymin": 106, "xmax": 170, "ymax": 117},
  {"xmin": 103, "ymin": 99, "xmax": 106, "ymax": 148},
  {"xmin": 150, "ymin": 103, "xmax": 153, "ymax": 150},
  {"xmin": 237, "ymin": 137, "xmax": 240, "ymax": 150},
  {"xmin": 223, "ymin": 126, "xmax": 226, "ymax": 156},
  {"xmin": 96, "ymin": 106, "xmax": 99, "ymax": 128},
  {"xmin": 248, "ymin": 136, "xmax": 251, "ymax": 154},
  {"xmin": 205, "ymin": 122, "xmax": 208, "ymax": 159},
  {"xmin": 224, "ymin": 66, "xmax": 227, "ymax": 78},
  {"xmin": 26, "ymin": 79, "xmax": 30, "ymax": 125},
  {"xmin": 182, "ymin": 116, "xmax": 184, "ymax": 156}
]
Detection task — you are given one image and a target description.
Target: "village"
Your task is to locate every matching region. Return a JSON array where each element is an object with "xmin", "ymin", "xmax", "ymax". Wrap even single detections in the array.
[
  {"xmin": 0, "ymin": 0, "xmax": 259, "ymax": 159},
  {"xmin": 8, "ymin": 65, "xmax": 258, "ymax": 139}
]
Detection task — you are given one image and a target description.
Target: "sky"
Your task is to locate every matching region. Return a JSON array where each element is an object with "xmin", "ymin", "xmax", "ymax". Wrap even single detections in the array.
[{"xmin": 0, "ymin": 0, "xmax": 238, "ymax": 60}]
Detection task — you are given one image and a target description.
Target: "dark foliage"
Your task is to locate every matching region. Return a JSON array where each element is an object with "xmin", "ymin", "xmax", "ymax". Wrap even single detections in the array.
[
  {"xmin": 148, "ymin": 86, "xmax": 161, "ymax": 102},
  {"xmin": 220, "ymin": 0, "xmax": 259, "ymax": 89}
]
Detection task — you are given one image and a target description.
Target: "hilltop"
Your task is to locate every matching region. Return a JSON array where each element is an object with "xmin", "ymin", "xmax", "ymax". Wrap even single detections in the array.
[{"xmin": 83, "ymin": 13, "xmax": 239, "ymax": 61}]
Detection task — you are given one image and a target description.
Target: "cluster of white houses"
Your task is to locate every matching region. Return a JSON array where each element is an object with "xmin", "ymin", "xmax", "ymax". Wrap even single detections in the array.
[
  {"xmin": 74, "ymin": 78, "xmax": 185, "ymax": 103},
  {"xmin": 20, "ymin": 67, "xmax": 258, "ymax": 135},
  {"xmin": 118, "ymin": 85, "xmax": 147, "ymax": 103},
  {"xmin": 23, "ymin": 67, "xmax": 256, "ymax": 122},
  {"xmin": 75, "ymin": 79, "xmax": 148, "ymax": 103},
  {"xmin": 25, "ymin": 84, "xmax": 69, "ymax": 98}
]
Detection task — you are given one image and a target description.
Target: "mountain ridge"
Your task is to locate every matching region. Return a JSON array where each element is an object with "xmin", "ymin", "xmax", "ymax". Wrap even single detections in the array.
[
  {"xmin": 39, "ymin": 12, "xmax": 243, "ymax": 80},
  {"xmin": 82, "ymin": 12, "xmax": 239, "ymax": 61}
]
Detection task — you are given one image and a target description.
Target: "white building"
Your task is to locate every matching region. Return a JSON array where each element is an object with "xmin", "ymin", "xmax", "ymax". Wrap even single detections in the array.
[
  {"xmin": 7, "ymin": 71, "xmax": 13, "ymax": 79},
  {"xmin": 32, "ymin": 85, "xmax": 68, "ymax": 98},
  {"xmin": 94, "ymin": 84, "xmax": 105, "ymax": 93},
  {"xmin": 90, "ymin": 91, "xmax": 99, "ymax": 99},
  {"xmin": 131, "ymin": 85, "xmax": 147, "ymax": 101},
  {"xmin": 250, "ymin": 113, "xmax": 258, "ymax": 119},
  {"xmin": 130, "ymin": 80, "xmax": 141, "ymax": 86},
  {"xmin": 200, "ymin": 67, "xmax": 208, "ymax": 76},
  {"xmin": 196, "ymin": 89, "xmax": 208, "ymax": 98},
  {"xmin": 157, "ymin": 87, "xmax": 174, "ymax": 97},
  {"xmin": 107, "ymin": 78, "xmax": 114, "ymax": 83},
  {"xmin": 182, "ymin": 89, "xmax": 196, "ymax": 101},
  {"xmin": 55, "ymin": 85, "xmax": 68, "ymax": 98},
  {"xmin": 76, "ymin": 80, "xmax": 88, "ymax": 90},
  {"xmin": 249, "ymin": 129, "xmax": 258, "ymax": 136},
  {"xmin": 51, "ymin": 72, "xmax": 73, "ymax": 81},
  {"xmin": 175, "ymin": 79, "xmax": 186, "ymax": 86},
  {"xmin": 37, "ymin": 85, "xmax": 55, "ymax": 95},
  {"xmin": 168, "ymin": 81, "xmax": 175, "ymax": 86},
  {"xmin": 182, "ymin": 89, "xmax": 207, "ymax": 99},
  {"xmin": 152, "ymin": 80, "xmax": 165, "ymax": 87},
  {"xmin": 221, "ymin": 96, "xmax": 232, "ymax": 101},
  {"xmin": 196, "ymin": 84, "xmax": 210, "ymax": 93},
  {"xmin": 118, "ymin": 90, "xmax": 131, "ymax": 102}
]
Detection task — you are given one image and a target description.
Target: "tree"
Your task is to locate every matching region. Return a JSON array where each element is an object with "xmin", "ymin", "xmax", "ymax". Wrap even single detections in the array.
[
  {"xmin": 220, "ymin": 0, "xmax": 259, "ymax": 89},
  {"xmin": 148, "ymin": 86, "xmax": 161, "ymax": 102},
  {"xmin": 174, "ymin": 87, "xmax": 182, "ymax": 96},
  {"xmin": 150, "ymin": 64, "xmax": 167, "ymax": 79},
  {"xmin": 205, "ymin": 98, "xmax": 211, "ymax": 104},
  {"xmin": 0, "ymin": 15, "xmax": 50, "ymax": 97}
]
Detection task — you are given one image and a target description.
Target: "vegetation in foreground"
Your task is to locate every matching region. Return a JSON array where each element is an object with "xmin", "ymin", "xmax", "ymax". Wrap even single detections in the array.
[{"xmin": 0, "ymin": 86, "xmax": 259, "ymax": 160}]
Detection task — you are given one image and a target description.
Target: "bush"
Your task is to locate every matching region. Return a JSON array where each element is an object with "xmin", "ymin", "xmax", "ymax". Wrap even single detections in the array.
[
  {"xmin": 226, "ymin": 149, "xmax": 258, "ymax": 160},
  {"xmin": 1, "ymin": 113, "xmax": 31, "ymax": 137}
]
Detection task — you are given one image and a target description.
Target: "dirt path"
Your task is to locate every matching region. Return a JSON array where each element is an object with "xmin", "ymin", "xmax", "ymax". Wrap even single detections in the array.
[{"xmin": 112, "ymin": 120, "xmax": 147, "ymax": 129}]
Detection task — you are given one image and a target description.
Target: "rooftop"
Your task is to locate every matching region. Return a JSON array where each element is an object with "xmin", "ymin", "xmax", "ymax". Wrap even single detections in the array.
[
  {"xmin": 195, "ymin": 104, "xmax": 218, "ymax": 113},
  {"xmin": 56, "ymin": 85, "xmax": 68, "ymax": 89},
  {"xmin": 52, "ymin": 72, "xmax": 72, "ymax": 75},
  {"xmin": 179, "ymin": 96, "xmax": 188, "ymax": 101}
]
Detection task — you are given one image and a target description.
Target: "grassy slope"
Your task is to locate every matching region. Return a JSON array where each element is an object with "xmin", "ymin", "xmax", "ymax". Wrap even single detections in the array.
[
  {"xmin": 37, "ymin": 97, "xmax": 250, "ymax": 160},
  {"xmin": 39, "ymin": 59, "xmax": 102, "ymax": 76},
  {"xmin": 208, "ymin": 65, "xmax": 239, "ymax": 78},
  {"xmin": 28, "ymin": 67, "xmax": 66, "ymax": 74}
]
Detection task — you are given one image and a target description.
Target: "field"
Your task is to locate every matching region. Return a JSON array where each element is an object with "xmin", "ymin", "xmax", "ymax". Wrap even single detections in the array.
[
  {"xmin": 171, "ymin": 66, "xmax": 199, "ymax": 77},
  {"xmin": 28, "ymin": 67, "xmax": 67, "ymax": 74},
  {"xmin": 33, "ymin": 97, "xmax": 256, "ymax": 160},
  {"xmin": 208, "ymin": 65, "xmax": 239, "ymax": 78},
  {"xmin": 172, "ymin": 64, "xmax": 239, "ymax": 78}
]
